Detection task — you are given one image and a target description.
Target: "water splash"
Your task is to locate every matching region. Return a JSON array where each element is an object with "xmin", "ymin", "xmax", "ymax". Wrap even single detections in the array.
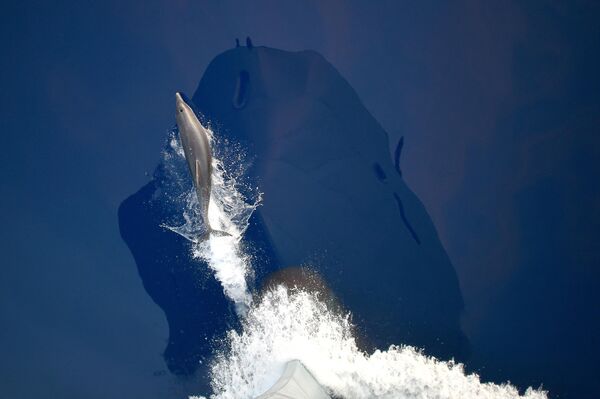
[
  {"xmin": 202, "ymin": 286, "xmax": 548, "ymax": 399},
  {"xmin": 192, "ymin": 235, "xmax": 253, "ymax": 314},
  {"xmin": 158, "ymin": 126, "xmax": 260, "ymax": 314}
]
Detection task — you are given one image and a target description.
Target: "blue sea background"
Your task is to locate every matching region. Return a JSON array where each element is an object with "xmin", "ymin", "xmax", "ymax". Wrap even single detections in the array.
[{"xmin": 1, "ymin": 1, "xmax": 599, "ymax": 398}]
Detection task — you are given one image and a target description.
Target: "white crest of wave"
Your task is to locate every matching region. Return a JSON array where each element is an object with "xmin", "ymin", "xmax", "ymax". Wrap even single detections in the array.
[{"xmin": 202, "ymin": 286, "xmax": 547, "ymax": 399}]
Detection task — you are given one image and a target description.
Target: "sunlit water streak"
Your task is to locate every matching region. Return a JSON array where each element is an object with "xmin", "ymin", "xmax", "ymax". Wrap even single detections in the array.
[{"xmin": 156, "ymin": 124, "xmax": 547, "ymax": 399}]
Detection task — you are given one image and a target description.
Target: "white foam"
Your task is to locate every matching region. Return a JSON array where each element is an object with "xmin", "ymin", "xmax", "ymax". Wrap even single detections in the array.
[
  {"xmin": 204, "ymin": 286, "xmax": 547, "ymax": 399},
  {"xmin": 192, "ymin": 234, "xmax": 252, "ymax": 314}
]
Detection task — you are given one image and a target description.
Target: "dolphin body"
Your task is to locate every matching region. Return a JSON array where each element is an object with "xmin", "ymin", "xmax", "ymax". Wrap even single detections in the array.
[{"xmin": 175, "ymin": 92, "xmax": 227, "ymax": 240}]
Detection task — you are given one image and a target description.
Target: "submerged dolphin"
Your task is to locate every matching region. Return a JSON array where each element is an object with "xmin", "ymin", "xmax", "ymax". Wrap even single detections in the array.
[{"xmin": 175, "ymin": 92, "xmax": 227, "ymax": 240}]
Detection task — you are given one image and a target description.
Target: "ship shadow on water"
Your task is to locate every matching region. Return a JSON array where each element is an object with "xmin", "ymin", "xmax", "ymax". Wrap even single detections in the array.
[{"xmin": 118, "ymin": 46, "xmax": 469, "ymax": 395}]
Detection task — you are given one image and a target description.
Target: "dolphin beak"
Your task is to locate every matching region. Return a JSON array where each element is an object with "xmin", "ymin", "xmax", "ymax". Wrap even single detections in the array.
[{"xmin": 175, "ymin": 92, "xmax": 187, "ymax": 115}]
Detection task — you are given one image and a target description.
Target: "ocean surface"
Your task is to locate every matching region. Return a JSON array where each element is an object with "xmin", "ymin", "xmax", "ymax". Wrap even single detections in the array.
[{"xmin": 3, "ymin": 4, "xmax": 599, "ymax": 397}]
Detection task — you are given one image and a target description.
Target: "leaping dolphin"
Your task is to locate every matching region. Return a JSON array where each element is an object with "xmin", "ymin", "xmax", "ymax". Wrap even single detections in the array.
[{"xmin": 175, "ymin": 92, "xmax": 228, "ymax": 240}]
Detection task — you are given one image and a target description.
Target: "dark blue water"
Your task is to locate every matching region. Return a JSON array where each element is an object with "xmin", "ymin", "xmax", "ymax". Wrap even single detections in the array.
[{"xmin": 3, "ymin": 2, "xmax": 600, "ymax": 398}]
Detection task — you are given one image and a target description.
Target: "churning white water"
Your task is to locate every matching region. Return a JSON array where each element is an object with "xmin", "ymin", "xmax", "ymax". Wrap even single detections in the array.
[
  {"xmin": 200, "ymin": 287, "xmax": 547, "ymax": 399},
  {"xmin": 159, "ymin": 122, "xmax": 547, "ymax": 399}
]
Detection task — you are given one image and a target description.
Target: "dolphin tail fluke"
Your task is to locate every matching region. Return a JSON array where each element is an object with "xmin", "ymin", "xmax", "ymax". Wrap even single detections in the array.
[
  {"xmin": 198, "ymin": 231, "xmax": 211, "ymax": 242},
  {"xmin": 210, "ymin": 229, "xmax": 232, "ymax": 238},
  {"xmin": 198, "ymin": 228, "xmax": 232, "ymax": 242}
]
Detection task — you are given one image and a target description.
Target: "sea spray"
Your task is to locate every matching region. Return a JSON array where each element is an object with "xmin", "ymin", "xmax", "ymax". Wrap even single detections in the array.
[
  {"xmin": 204, "ymin": 286, "xmax": 547, "ymax": 399},
  {"xmin": 193, "ymin": 234, "xmax": 252, "ymax": 314}
]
